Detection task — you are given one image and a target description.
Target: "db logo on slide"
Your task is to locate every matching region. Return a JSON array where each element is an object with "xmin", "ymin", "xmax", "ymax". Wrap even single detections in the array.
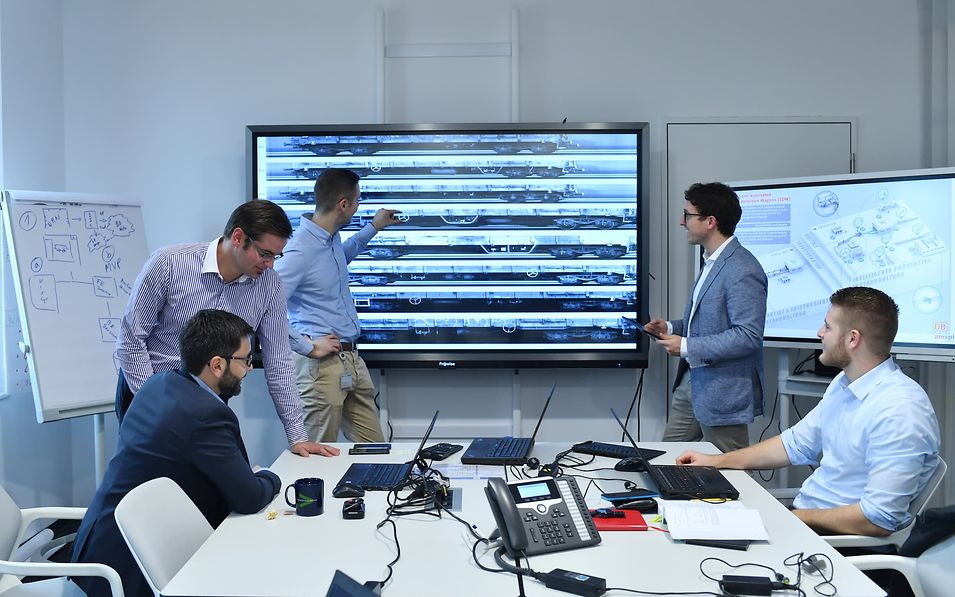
[{"xmin": 934, "ymin": 322, "xmax": 948, "ymax": 332}]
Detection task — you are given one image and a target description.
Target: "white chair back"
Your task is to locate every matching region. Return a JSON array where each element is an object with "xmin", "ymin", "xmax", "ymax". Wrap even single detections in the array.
[
  {"xmin": 114, "ymin": 478, "xmax": 212, "ymax": 596},
  {"xmin": 912, "ymin": 458, "xmax": 947, "ymax": 517},
  {"xmin": 916, "ymin": 528, "xmax": 955, "ymax": 597},
  {"xmin": 0, "ymin": 486, "xmax": 23, "ymax": 563}
]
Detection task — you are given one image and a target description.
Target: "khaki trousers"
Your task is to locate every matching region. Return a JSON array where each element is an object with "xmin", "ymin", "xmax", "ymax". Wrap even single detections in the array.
[{"xmin": 293, "ymin": 350, "xmax": 384, "ymax": 443}]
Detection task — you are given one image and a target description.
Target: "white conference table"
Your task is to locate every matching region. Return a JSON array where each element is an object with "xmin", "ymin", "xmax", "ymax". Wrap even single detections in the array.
[{"xmin": 163, "ymin": 442, "xmax": 885, "ymax": 597}]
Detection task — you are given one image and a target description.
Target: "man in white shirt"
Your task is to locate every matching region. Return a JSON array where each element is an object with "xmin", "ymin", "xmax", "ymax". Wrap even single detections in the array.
[{"xmin": 678, "ymin": 286, "xmax": 941, "ymax": 537}]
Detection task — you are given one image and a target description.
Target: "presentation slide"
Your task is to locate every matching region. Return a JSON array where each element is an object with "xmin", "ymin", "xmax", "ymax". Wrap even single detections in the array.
[
  {"xmin": 248, "ymin": 124, "xmax": 647, "ymax": 367},
  {"xmin": 734, "ymin": 173, "xmax": 955, "ymax": 351}
]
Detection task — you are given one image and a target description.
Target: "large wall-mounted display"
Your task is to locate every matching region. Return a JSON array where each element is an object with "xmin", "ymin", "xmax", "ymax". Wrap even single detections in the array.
[
  {"xmin": 732, "ymin": 167, "xmax": 955, "ymax": 361},
  {"xmin": 247, "ymin": 123, "xmax": 648, "ymax": 368}
]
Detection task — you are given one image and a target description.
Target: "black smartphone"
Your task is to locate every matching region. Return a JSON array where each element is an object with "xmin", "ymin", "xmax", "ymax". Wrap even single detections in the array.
[
  {"xmin": 621, "ymin": 316, "xmax": 663, "ymax": 340},
  {"xmin": 348, "ymin": 443, "xmax": 392, "ymax": 455}
]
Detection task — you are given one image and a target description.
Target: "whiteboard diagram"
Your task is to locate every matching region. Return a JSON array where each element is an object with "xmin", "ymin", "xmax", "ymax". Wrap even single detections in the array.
[{"xmin": 1, "ymin": 191, "xmax": 148, "ymax": 422}]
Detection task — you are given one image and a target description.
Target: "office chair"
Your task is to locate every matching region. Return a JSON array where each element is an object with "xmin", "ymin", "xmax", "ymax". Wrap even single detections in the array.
[
  {"xmin": 0, "ymin": 483, "xmax": 123, "ymax": 597},
  {"xmin": 846, "ymin": 529, "xmax": 955, "ymax": 597},
  {"xmin": 824, "ymin": 458, "xmax": 947, "ymax": 549},
  {"xmin": 114, "ymin": 477, "xmax": 212, "ymax": 597}
]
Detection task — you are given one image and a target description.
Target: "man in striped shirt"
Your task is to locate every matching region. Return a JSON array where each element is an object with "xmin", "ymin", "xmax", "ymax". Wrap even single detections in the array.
[{"xmin": 114, "ymin": 200, "xmax": 338, "ymax": 457}]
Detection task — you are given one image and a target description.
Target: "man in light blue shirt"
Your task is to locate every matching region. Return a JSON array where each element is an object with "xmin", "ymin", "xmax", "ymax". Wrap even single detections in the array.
[
  {"xmin": 677, "ymin": 286, "xmax": 940, "ymax": 537},
  {"xmin": 275, "ymin": 169, "xmax": 400, "ymax": 442}
]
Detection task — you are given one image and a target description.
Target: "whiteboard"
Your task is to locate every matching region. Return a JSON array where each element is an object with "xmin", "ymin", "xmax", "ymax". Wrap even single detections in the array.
[
  {"xmin": 0, "ymin": 190, "xmax": 148, "ymax": 422},
  {"xmin": 0, "ymin": 229, "xmax": 31, "ymax": 398}
]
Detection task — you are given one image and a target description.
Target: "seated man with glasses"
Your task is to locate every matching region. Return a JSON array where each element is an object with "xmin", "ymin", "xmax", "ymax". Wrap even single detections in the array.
[
  {"xmin": 114, "ymin": 198, "xmax": 337, "ymax": 458},
  {"xmin": 73, "ymin": 309, "xmax": 283, "ymax": 597}
]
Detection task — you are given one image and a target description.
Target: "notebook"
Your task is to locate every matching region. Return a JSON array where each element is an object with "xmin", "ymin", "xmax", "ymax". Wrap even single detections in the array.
[
  {"xmin": 460, "ymin": 383, "xmax": 557, "ymax": 465},
  {"xmin": 609, "ymin": 408, "xmax": 739, "ymax": 500},
  {"xmin": 336, "ymin": 410, "xmax": 439, "ymax": 491}
]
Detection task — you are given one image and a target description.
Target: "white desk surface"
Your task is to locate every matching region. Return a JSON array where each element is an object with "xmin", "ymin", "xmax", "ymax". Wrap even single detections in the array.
[{"xmin": 164, "ymin": 442, "xmax": 885, "ymax": 597}]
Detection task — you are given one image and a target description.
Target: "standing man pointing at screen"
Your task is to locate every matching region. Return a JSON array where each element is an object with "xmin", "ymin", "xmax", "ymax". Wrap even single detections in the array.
[{"xmin": 276, "ymin": 168, "xmax": 401, "ymax": 443}]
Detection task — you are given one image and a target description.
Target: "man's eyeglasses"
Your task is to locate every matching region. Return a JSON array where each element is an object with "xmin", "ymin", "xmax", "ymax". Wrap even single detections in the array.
[
  {"xmin": 682, "ymin": 210, "xmax": 708, "ymax": 220},
  {"xmin": 220, "ymin": 354, "xmax": 254, "ymax": 368},
  {"xmin": 250, "ymin": 238, "xmax": 283, "ymax": 261}
]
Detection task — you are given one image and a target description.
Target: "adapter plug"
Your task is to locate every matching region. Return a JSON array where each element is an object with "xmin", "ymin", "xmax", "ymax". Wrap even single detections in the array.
[
  {"xmin": 718, "ymin": 574, "xmax": 773, "ymax": 596},
  {"xmin": 541, "ymin": 568, "xmax": 606, "ymax": 597}
]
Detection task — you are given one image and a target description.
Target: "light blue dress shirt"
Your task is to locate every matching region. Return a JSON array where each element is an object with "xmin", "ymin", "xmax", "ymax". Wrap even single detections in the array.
[
  {"xmin": 275, "ymin": 215, "xmax": 377, "ymax": 355},
  {"xmin": 781, "ymin": 357, "xmax": 940, "ymax": 531},
  {"xmin": 191, "ymin": 373, "xmax": 224, "ymax": 403}
]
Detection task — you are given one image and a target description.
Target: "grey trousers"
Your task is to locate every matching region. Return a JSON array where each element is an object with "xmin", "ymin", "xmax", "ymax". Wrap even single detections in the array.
[{"xmin": 661, "ymin": 374, "xmax": 750, "ymax": 453}]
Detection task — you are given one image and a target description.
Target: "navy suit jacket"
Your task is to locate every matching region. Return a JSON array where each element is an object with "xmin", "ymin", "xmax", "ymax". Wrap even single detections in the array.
[
  {"xmin": 72, "ymin": 370, "xmax": 281, "ymax": 597},
  {"xmin": 672, "ymin": 237, "xmax": 768, "ymax": 426}
]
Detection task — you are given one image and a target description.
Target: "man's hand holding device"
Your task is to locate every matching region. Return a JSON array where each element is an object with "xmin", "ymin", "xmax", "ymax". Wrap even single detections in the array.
[
  {"xmin": 623, "ymin": 316, "xmax": 663, "ymax": 341},
  {"xmin": 642, "ymin": 318, "xmax": 668, "ymax": 339}
]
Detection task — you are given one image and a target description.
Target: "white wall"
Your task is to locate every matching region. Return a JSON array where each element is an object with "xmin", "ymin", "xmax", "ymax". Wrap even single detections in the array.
[{"xmin": 0, "ymin": 0, "xmax": 948, "ymax": 506}]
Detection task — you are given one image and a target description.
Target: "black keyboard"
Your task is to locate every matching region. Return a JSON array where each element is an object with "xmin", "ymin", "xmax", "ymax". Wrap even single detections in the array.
[
  {"xmin": 572, "ymin": 441, "xmax": 665, "ymax": 461},
  {"xmin": 655, "ymin": 465, "xmax": 706, "ymax": 493},
  {"xmin": 488, "ymin": 437, "xmax": 532, "ymax": 458},
  {"xmin": 361, "ymin": 464, "xmax": 407, "ymax": 490}
]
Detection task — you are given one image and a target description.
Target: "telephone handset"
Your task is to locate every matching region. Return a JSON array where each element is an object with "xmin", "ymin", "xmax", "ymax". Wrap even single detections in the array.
[{"xmin": 485, "ymin": 476, "xmax": 601, "ymax": 558}]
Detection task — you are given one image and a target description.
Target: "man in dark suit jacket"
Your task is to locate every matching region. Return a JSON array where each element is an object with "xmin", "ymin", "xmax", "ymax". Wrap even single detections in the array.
[
  {"xmin": 72, "ymin": 309, "xmax": 282, "ymax": 597},
  {"xmin": 647, "ymin": 182, "xmax": 768, "ymax": 453}
]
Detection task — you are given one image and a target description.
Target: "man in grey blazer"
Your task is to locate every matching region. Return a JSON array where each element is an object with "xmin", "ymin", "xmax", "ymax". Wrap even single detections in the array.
[{"xmin": 646, "ymin": 182, "xmax": 767, "ymax": 452}]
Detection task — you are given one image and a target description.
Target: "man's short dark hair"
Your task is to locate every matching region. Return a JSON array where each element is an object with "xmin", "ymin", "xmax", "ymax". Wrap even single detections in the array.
[
  {"xmin": 179, "ymin": 309, "xmax": 254, "ymax": 375},
  {"xmin": 829, "ymin": 286, "xmax": 899, "ymax": 357},
  {"xmin": 223, "ymin": 199, "xmax": 293, "ymax": 240},
  {"xmin": 685, "ymin": 182, "xmax": 743, "ymax": 236},
  {"xmin": 314, "ymin": 168, "xmax": 360, "ymax": 214}
]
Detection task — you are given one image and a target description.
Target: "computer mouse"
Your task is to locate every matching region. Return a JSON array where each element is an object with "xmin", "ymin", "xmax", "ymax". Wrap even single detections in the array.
[
  {"xmin": 614, "ymin": 457, "xmax": 647, "ymax": 472},
  {"xmin": 332, "ymin": 481, "xmax": 365, "ymax": 498}
]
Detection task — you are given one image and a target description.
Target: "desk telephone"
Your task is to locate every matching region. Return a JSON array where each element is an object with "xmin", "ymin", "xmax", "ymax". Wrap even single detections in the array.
[{"xmin": 485, "ymin": 477, "xmax": 601, "ymax": 558}]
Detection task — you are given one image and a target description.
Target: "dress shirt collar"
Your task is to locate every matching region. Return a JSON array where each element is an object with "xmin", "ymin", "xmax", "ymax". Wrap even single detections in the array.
[
  {"xmin": 202, "ymin": 237, "xmax": 250, "ymax": 284},
  {"xmin": 838, "ymin": 356, "xmax": 898, "ymax": 402},
  {"xmin": 299, "ymin": 213, "xmax": 334, "ymax": 245},
  {"xmin": 702, "ymin": 235, "xmax": 735, "ymax": 262},
  {"xmin": 190, "ymin": 373, "xmax": 225, "ymax": 404}
]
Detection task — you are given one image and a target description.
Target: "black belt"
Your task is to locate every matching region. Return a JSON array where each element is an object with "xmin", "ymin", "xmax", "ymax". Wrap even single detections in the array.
[{"xmin": 340, "ymin": 341, "xmax": 358, "ymax": 352}]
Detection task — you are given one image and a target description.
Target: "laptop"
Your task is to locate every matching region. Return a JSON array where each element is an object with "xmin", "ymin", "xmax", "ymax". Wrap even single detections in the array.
[
  {"xmin": 609, "ymin": 408, "xmax": 739, "ymax": 500},
  {"xmin": 336, "ymin": 410, "xmax": 439, "ymax": 491},
  {"xmin": 460, "ymin": 383, "xmax": 556, "ymax": 465}
]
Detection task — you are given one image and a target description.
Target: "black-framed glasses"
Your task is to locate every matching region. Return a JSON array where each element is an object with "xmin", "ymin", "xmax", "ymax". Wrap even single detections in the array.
[
  {"xmin": 682, "ymin": 209, "xmax": 708, "ymax": 220},
  {"xmin": 219, "ymin": 354, "xmax": 254, "ymax": 368},
  {"xmin": 249, "ymin": 238, "xmax": 283, "ymax": 261}
]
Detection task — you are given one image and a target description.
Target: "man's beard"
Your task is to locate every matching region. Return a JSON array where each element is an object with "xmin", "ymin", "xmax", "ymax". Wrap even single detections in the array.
[
  {"xmin": 219, "ymin": 370, "xmax": 243, "ymax": 399},
  {"xmin": 819, "ymin": 337, "xmax": 850, "ymax": 370}
]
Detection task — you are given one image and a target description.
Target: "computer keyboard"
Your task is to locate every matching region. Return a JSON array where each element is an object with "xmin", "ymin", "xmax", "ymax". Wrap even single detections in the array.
[
  {"xmin": 361, "ymin": 465, "xmax": 406, "ymax": 490},
  {"xmin": 571, "ymin": 441, "xmax": 665, "ymax": 461},
  {"xmin": 655, "ymin": 465, "xmax": 706, "ymax": 492},
  {"xmin": 488, "ymin": 437, "xmax": 532, "ymax": 458}
]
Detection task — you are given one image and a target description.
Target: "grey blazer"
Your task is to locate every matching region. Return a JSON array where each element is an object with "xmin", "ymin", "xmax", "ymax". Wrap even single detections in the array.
[{"xmin": 672, "ymin": 238, "xmax": 768, "ymax": 426}]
